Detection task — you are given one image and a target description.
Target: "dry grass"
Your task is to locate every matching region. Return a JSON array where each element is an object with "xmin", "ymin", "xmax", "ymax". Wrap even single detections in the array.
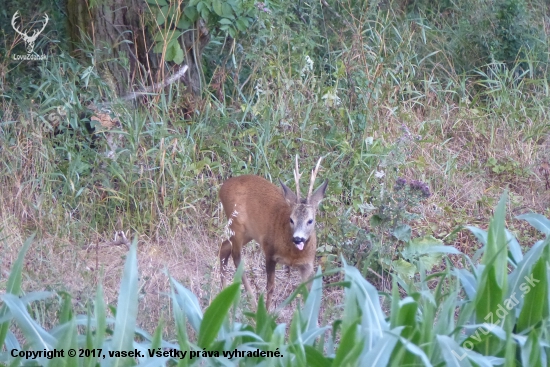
[
  {"xmin": 0, "ymin": 200, "xmax": 346, "ymax": 335},
  {"xmin": 2, "ymin": 97, "xmax": 550, "ymax": 337}
]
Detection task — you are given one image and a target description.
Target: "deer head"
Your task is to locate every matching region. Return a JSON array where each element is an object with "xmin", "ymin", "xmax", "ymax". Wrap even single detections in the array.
[{"xmin": 280, "ymin": 156, "xmax": 328, "ymax": 250}]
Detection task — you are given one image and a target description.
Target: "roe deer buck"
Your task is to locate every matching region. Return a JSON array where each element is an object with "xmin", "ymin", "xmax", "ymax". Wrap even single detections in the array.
[{"xmin": 219, "ymin": 156, "xmax": 328, "ymax": 310}]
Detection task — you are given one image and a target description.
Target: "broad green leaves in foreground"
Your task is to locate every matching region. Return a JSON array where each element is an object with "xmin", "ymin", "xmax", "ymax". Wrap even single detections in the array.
[{"xmin": 1, "ymin": 192, "xmax": 549, "ymax": 365}]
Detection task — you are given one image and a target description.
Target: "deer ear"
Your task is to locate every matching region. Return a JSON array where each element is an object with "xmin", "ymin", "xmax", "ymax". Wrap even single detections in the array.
[
  {"xmin": 309, "ymin": 180, "xmax": 328, "ymax": 207},
  {"xmin": 279, "ymin": 179, "xmax": 298, "ymax": 204}
]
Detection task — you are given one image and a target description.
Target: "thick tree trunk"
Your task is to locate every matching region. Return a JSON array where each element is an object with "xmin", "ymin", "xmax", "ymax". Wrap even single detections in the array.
[
  {"xmin": 67, "ymin": 0, "xmax": 210, "ymax": 99},
  {"xmin": 67, "ymin": 0, "xmax": 161, "ymax": 97}
]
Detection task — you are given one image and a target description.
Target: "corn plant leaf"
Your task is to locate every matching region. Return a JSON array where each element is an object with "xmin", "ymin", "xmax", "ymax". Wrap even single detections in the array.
[
  {"xmin": 454, "ymin": 267, "xmax": 474, "ymax": 299},
  {"xmin": 436, "ymin": 335, "xmax": 473, "ymax": 367},
  {"xmin": 198, "ymin": 282, "xmax": 240, "ymax": 348},
  {"xmin": 304, "ymin": 345, "xmax": 331, "ymax": 367},
  {"xmin": 94, "ymin": 284, "xmax": 106, "ymax": 350},
  {"xmin": 171, "ymin": 277, "xmax": 203, "ymax": 332},
  {"xmin": 360, "ymin": 327, "xmax": 404, "ymax": 367},
  {"xmin": 521, "ymin": 330, "xmax": 544, "ymax": 367},
  {"xmin": 333, "ymin": 321, "xmax": 363, "ymax": 366},
  {"xmin": 110, "ymin": 239, "xmax": 139, "ymax": 367},
  {"xmin": 171, "ymin": 286, "xmax": 190, "ymax": 367},
  {"xmin": 50, "ymin": 317, "xmax": 77, "ymax": 367},
  {"xmin": 465, "ymin": 226, "xmax": 487, "ymax": 246},
  {"xmin": 0, "ymin": 233, "xmax": 34, "ymax": 346},
  {"xmin": 289, "ymin": 308, "xmax": 306, "ymax": 364},
  {"xmin": 517, "ymin": 249, "xmax": 548, "ymax": 332},
  {"xmin": 475, "ymin": 192, "xmax": 508, "ymax": 322},
  {"xmin": 344, "ymin": 265, "xmax": 388, "ymax": 350},
  {"xmin": 301, "ymin": 267, "xmax": 323, "ymax": 336},
  {"xmin": 516, "ymin": 213, "xmax": 550, "ymax": 236},
  {"xmin": 506, "ymin": 238, "xmax": 548, "ymax": 314},
  {"xmin": 2, "ymin": 293, "xmax": 56, "ymax": 350},
  {"xmin": 505, "ymin": 229, "xmax": 523, "ymax": 265}
]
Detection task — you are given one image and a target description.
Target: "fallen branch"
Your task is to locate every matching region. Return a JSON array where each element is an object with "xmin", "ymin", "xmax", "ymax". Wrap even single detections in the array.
[{"xmin": 121, "ymin": 64, "xmax": 189, "ymax": 101}]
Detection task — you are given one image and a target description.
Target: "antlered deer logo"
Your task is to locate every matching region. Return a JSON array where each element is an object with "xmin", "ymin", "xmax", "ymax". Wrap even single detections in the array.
[{"xmin": 11, "ymin": 11, "xmax": 49, "ymax": 54}]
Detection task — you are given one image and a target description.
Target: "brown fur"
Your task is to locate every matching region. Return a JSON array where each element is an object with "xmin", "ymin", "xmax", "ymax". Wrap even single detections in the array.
[{"xmin": 219, "ymin": 173, "xmax": 327, "ymax": 310}]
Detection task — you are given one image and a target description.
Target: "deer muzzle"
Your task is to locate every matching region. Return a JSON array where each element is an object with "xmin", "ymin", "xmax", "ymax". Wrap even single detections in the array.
[{"xmin": 292, "ymin": 237, "xmax": 306, "ymax": 250}]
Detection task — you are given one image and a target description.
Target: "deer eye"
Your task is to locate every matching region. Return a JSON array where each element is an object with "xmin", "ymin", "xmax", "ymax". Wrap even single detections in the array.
[
  {"xmin": 290, "ymin": 218, "xmax": 294, "ymax": 224},
  {"xmin": 307, "ymin": 219, "xmax": 313, "ymax": 225}
]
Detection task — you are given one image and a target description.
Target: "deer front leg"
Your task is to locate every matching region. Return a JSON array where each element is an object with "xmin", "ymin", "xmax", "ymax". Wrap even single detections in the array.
[
  {"xmin": 299, "ymin": 263, "xmax": 314, "ymax": 291},
  {"xmin": 265, "ymin": 257, "xmax": 276, "ymax": 310}
]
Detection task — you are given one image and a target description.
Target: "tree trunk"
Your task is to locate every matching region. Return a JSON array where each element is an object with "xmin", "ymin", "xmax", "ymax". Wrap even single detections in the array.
[
  {"xmin": 67, "ymin": 0, "xmax": 210, "ymax": 99},
  {"xmin": 67, "ymin": 0, "xmax": 162, "ymax": 97},
  {"xmin": 181, "ymin": 19, "xmax": 210, "ymax": 96}
]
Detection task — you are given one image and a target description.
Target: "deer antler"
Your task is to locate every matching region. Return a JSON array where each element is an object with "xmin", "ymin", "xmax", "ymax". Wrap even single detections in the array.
[
  {"xmin": 11, "ymin": 11, "xmax": 25, "ymax": 38},
  {"xmin": 307, "ymin": 156, "xmax": 323, "ymax": 200},
  {"xmin": 293, "ymin": 155, "xmax": 302, "ymax": 201}
]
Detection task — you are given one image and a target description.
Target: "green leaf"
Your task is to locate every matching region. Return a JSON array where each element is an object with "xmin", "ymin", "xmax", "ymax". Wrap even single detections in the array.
[
  {"xmin": 50, "ymin": 317, "xmax": 77, "ymax": 367},
  {"xmin": 360, "ymin": 327, "xmax": 404, "ymax": 366},
  {"xmin": 151, "ymin": 319, "xmax": 164, "ymax": 350},
  {"xmin": 171, "ymin": 287, "xmax": 190, "ymax": 367},
  {"xmin": 0, "ymin": 233, "xmax": 34, "ymax": 346},
  {"xmin": 254, "ymin": 295, "xmax": 274, "ymax": 340},
  {"xmin": 200, "ymin": 6, "xmax": 210, "ymax": 19},
  {"xmin": 301, "ymin": 268, "xmax": 323, "ymax": 335},
  {"xmin": 475, "ymin": 192, "xmax": 508, "ymax": 325},
  {"xmin": 521, "ymin": 330, "xmax": 543, "ymax": 367},
  {"xmin": 222, "ymin": 3, "xmax": 234, "ymax": 18},
  {"xmin": 198, "ymin": 282, "xmax": 240, "ymax": 348},
  {"xmin": 173, "ymin": 43, "xmax": 184, "ymax": 64},
  {"xmin": 465, "ymin": 226, "xmax": 488, "ymax": 246},
  {"xmin": 213, "ymin": 0, "xmax": 223, "ymax": 16},
  {"xmin": 506, "ymin": 238, "xmax": 548, "ymax": 311},
  {"xmin": 110, "ymin": 238, "xmax": 139, "ymax": 367},
  {"xmin": 184, "ymin": 5, "xmax": 199, "ymax": 21},
  {"xmin": 344, "ymin": 265, "xmax": 388, "ymax": 349},
  {"xmin": 177, "ymin": 18, "xmax": 192, "ymax": 30},
  {"xmin": 146, "ymin": 0, "xmax": 168, "ymax": 5},
  {"xmin": 517, "ymin": 249, "xmax": 548, "ymax": 332},
  {"xmin": 516, "ymin": 213, "xmax": 550, "ymax": 236},
  {"xmin": 436, "ymin": 335, "xmax": 473, "ymax": 367},
  {"xmin": 392, "ymin": 259, "xmax": 416, "ymax": 279},
  {"xmin": 156, "ymin": 5, "xmax": 170, "ymax": 26},
  {"xmin": 218, "ymin": 18, "xmax": 233, "ymax": 25},
  {"xmin": 333, "ymin": 321, "xmax": 363, "ymax": 366},
  {"xmin": 58, "ymin": 292, "xmax": 73, "ymax": 324},
  {"xmin": 171, "ymin": 277, "xmax": 203, "ymax": 332},
  {"xmin": 2, "ymin": 294, "xmax": 56, "ymax": 350},
  {"xmin": 393, "ymin": 224, "xmax": 411, "ymax": 242},
  {"xmin": 304, "ymin": 345, "xmax": 331, "ymax": 367},
  {"xmin": 289, "ymin": 310, "xmax": 306, "ymax": 365}
]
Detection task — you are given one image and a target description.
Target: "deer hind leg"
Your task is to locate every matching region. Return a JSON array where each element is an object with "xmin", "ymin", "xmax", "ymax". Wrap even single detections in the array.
[
  {"xmin": 219, "ymin": 230, "xmax": 257, "ymax": 307},
  {"xmin": 219, "ymin": 239, "xmax": 232, "ymax": 288},
  {"xmin": 230, "ymin": 236, "xmax": 257, "ymax": 307}
]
